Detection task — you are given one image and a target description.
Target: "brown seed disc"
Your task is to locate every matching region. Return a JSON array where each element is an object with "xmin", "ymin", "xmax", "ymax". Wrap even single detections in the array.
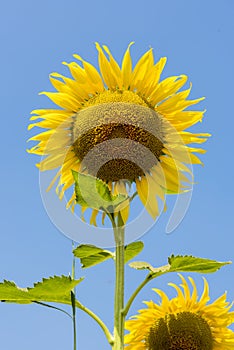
[
  {"xmin": 72, "ymin": 102, "xmax": 164, "ymax": 182},
  {"xmin": 146, "ymin": 311, "xmax": 213, "ymax": 350}
]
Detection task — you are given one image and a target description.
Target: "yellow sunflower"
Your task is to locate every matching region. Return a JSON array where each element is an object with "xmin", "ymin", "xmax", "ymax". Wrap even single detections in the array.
[
  {"xmin": 125, "ymin": 275, "xmax": 234, "ymax": 350},
  {"xmin": 28, "ymin": 43, "xmax": 210, "ymax": 224}
]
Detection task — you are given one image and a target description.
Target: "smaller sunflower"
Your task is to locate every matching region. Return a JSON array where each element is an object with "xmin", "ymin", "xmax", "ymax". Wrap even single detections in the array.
[{"xmin": 125, "ymin": 275, "xmax": 234, "ymax": 350}]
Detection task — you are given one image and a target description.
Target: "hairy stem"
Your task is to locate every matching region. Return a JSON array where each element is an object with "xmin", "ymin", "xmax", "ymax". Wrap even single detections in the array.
[{"xmin": 113, "ymin": 214, "xmax": 125, "ymax": 350}]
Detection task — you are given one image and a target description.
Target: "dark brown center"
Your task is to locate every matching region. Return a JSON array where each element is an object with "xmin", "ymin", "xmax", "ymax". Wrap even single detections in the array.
[
  {"xmin": 72, "ymin": 102, "xmax": 164, "ymax": 182},
  {"xmin": 146, "ymin": 312, "xmax": 213, "ymax": 350}
]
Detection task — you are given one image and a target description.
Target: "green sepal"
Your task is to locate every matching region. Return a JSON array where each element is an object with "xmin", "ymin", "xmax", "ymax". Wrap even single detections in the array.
[
  {"xmin": 0, "ymin": 275, "xmax": 83, "ymax": 304},
  {"xmin": 72, "ymin": 171, "xmax": 127, "ymax": 211},
  {"xmin": 73, "ymin": 244, "xmax": 114, "ymax": 268},
  {"xmin": 124, "ymin": 241, "xmax": 144, "ymax": 263},
  {"xmin": 129, "ymin": 255, "xmax": 231, "ymax": 278}
]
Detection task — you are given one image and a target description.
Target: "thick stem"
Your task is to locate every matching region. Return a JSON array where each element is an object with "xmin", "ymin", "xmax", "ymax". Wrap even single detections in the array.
[{"xmin": 113, "ymin": 215, "xmax": 125, "ymax": 350}]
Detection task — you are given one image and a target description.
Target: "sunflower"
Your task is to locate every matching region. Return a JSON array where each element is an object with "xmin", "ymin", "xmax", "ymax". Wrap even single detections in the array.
[
  {"xmin": 125, "ymin": 275, "xmax": 234, "ymax": 350},
  {"xmin": 28, "ymin": 43, "xmax": 210, "ymax": 224}
]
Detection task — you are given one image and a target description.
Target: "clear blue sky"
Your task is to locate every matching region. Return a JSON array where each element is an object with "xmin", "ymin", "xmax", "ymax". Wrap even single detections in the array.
[{"xmin": 0, "ymin": 1, "xmax": 234, "ymax": 349}]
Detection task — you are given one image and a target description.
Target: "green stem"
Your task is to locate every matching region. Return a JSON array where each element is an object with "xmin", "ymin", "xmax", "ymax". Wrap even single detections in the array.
[
  {"xmin": 71, "ymin": 291, "xmax": 77, "ymax": 350},
  {"xmin": 113, "ymin": 214, "xmax": 125, "ymax": 350},
  {"xmin": 71, "ymin": 241, "xmax": 77, "ymax": 350},
  {"xmin": 75, "ymin": 300, "xmax": 114, "ymax": 346},
  {"xmin": 123, "ymin": 273, "xmax": 153, "ymax": 317}
]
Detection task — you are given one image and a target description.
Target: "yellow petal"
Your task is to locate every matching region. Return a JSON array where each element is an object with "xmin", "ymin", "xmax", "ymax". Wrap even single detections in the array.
[
  {"xmin": 115, "ymin": 181, "xmax": 128, "ymax": 195},
  {"xmin": 103, "ymin": 45, "xmax": 123, "ymax": 88},
  {"xmin": 66, "ymin": 192, "xmax": 76, "ymax": 212},
  {"xmin": 95, "ymin": 42, "xmax": 118, "ymax": 90},
  {"xmin": 145, "ymin": 172, "xmax": 165, "ymax": 203},
  {"xmin": 188, "ymin": 277, "xmax": 198, "ymax": 304},
  {"xmin": 199, "ymin": 278, "xmax": 210, "ymax": 305},
  {"xmin": 180, "ymin": 132, "xmax": 211, "ymax": 145},
  {"xmin": 50, "ymin": 72, "xmax": 91, "ymax": 100},
  {"xmin": 136, "ymin": 176, "xmax": 159, "ymax": 219},
  {"xmin": 121, "ymin": 42, "xmax": 134, "ymax": 88},
  {"xmin": 143, "ymin": 57, "xmax": 167, "ymax": 97},
  {"xmin": 39, "ymin": 152, "xmax": 65, "ymax": 171},
  {"xmin": 179, "ymin": 274, "xmax": 191, "ymax": 300},
  {"xmin": 160, "ymin": 155, "xmax": 192, "ymax": 176},
  {"xmin": 90, "ymin": 209, "xmax": 99, "ymax": 226},
  {"xmin": 131, "ymin": 48, "xmax": 154, "ymax": 90},
  {"xmin": 150, "ymin": 75, "xmax": 188, "ymax": 106},
  {"xmin": 73, "ymin": 54, "xmax": 104, "ymax": 91},
  {"xmin": 102, "ymin": 212, "xmax": 106, "ymax": 225},
  {"xmin": 62, "ymin": 61, "xmax": 86, "ymax": 84},
  {"xmin": 163, "ymin": 147, "xmax": 203, "ymax": 165},
  {"xmin": 165, "ymin": 110, "xmax": 205, "ymax": 131},
  {"xmin": 116, "ymin": 199, "xmax": 130, "ymax": 225},
  {"xmin": 39, "ymin": 92, "xmax": 80, "ymax": 111},
  {"xmin": 157, "ymin": 84, "xmax": 205, "ymax": 114}
]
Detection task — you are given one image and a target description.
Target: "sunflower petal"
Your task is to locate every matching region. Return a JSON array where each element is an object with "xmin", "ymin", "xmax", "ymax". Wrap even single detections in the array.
[{"xmin": 122, "ymin": 42, "xmax": 134, "ymax": 88}]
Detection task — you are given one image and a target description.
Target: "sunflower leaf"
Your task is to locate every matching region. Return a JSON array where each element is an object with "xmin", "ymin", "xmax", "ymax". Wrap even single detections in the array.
[
  {"xmin": 80, "ymin": 253, "xmax": 112, "ymax": 268},
  {"xmin": 0, "ymin": 275, "xmax": 83, "ymax": 304},
  {"xmin": 72, "ymin": 171, "xmax": 127, "ymax": 211},
  {"xmin": 73, "ymin": 244, "xmax": 114, "ymax": 268},
  {"xmin": 124, "ymin": 242, "xmax": 144, "ymax": 263},
  {"xmin": 73, "ymin": 244, "xmax": 106, "ymax": 258},
  {"xmin": 168, "ymin": 255, "xmax": 231, "ymax": 273},
  {"xmin": 129, "ymin": 255, "xmax": 231, "ymax": 279}
]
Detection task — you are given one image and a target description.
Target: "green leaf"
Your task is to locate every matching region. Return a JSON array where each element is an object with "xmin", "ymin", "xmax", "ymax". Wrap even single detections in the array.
[
  {"xmin": 0, "ymin": 281, "xmax": 31, "ymax": 304},
  {"xmin": 73, "ymin": 244, "xmax": 105, "ymax": 258},
  {"xmin": 73, "ymin": 244, "xmax": 114, "ymax": 268},
  {"xmin": 129, "ymin": 255, "xmax": 231, "ymax": 278},
  {"xmin": 168, "ymin": 255, "xmax": 231, "ymax": 273},
  {"xmin": 0, "ymin": 276, "xmax": 83, "ymax": 305},
  {"xmin": 80, "ymin": 253, "xmax": 112, "ymax": 268},
  {"xmin": 72, "ymin": 171, "xmax": 127, "ymax": 210},
  {"xmin": 73, "ymin": 242, "xmax": 144, "ymax": 267},
  {"xmin": 124, "ymin": 242, "xmax": 144, "ymax": 263}
]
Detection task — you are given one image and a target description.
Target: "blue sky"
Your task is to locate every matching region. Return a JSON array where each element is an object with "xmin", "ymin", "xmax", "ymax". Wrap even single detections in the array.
[{"xmin": 0, "ymin": 0, "xmax": 234, "ymax": 349}]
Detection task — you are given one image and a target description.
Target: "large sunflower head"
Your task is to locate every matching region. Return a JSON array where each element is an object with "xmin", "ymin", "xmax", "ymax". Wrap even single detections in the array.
[
  {"xmin": 125, "ymin": 275, "xmax": 234, "ymax": 350},
  {"xmin": 28, "ymin": 43, "xmax": 210, "ymax": 224}
]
